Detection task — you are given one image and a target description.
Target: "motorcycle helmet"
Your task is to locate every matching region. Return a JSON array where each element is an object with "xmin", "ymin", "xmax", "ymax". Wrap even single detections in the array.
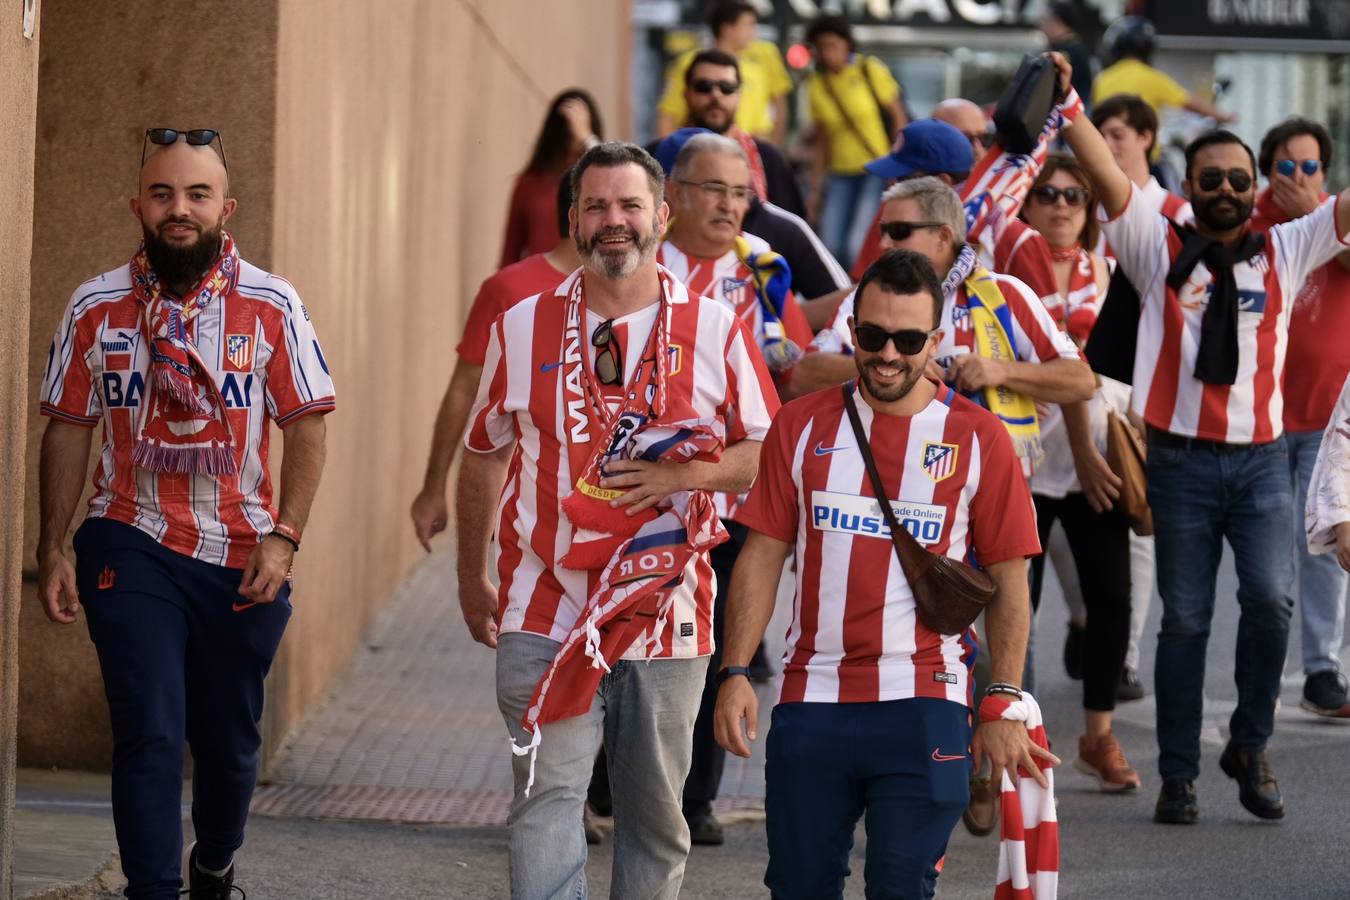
[{"xmin": 1104, "ymin": 16, "xmax": 1156, "ymax": 64}]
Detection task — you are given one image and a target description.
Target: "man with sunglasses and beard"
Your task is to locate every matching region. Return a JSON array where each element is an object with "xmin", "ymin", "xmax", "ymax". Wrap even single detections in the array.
[
  {"xmin": 36, "ymin": 130, "xmax": 335, "ymax": 898},
  {"xmin": 1060, "ymin": 57, "xmax": 1350, "ymax": 824},
  {"xmin": 714, "ymin": 248, "xmax": 1055, "ymax": 899},
  {"xmin": 457, "ymin": 141, "xmax": 777, "ymax": 899}
]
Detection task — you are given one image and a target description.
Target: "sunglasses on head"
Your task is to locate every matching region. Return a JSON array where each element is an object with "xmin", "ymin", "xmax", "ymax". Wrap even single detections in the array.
[
  {"xmin": 853, "ymin": 322, "xmax": 937, "ymax": 356},
  {"xmin": 1195, "ymin": 167, "xmax": 1253, "ymax": 193},
  {"xmin": 1276, "ymin": 158, "xmax": 1321, "ymax": 177},
  {"xmin": 690, "ymin": 78, "xmax": 739, "ymax": 96},
  {"xmin": 592, "ymin": 318, "xmax": 623, "ymax": 386},
  {"xmin": 141, "ymin": 128, "xmax": 228, "ymax": 169},
  {"xmin": 878, "ymin": 220, "xmax": 943, "ymax": 242},
  {"xmin": 1030, "ymin": 185, "xmax": 1089, "ymax": 207}
]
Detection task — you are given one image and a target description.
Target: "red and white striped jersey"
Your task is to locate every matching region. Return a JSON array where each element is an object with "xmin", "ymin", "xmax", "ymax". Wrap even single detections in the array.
[
  {"xmin": 1096, "ymin": 176, "xmax": 1192, "ymax": 257},
  {"xmin": 1103, "ymin": 184, "xmax": 1349, "ymax": 443},
  {"xmin": 736, "ymin": 381, "xmax": 1040, "ymax": 705},
  {"xmin": 40, "ymin": 260, "xmax": 336, "ymax": 568},
  {"xmin": 465, "ymin": 267, "xmax": 779, "ymax": 658}
]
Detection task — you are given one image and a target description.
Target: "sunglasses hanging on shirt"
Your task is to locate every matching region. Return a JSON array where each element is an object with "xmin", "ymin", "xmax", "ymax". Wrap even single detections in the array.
[
  {"xmin": 853, "ymin": 323, "xmax": 937, "ymax": 356},
  {"xmin": 141, "ymin": 128, "xmax": 228, "ymax": 170},
  {"xmin": 1275, "ymin": 158, "xmax": 1321, "ymax": 177},
  {"xmin": 592, "ymin": 318, "xmax": 623, "ymax": 386},
  {"xmin": 1195, "ymin": 167, "xmax": 1253, "ymax": 193}
]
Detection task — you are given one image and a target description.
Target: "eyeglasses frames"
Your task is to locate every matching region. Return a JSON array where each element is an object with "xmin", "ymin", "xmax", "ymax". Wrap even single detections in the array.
[
  {"xmin": 592, "ymin": 318, "xmax": 623, "ymax": 386},
  {"xmin": 878, "ymin": 220, "xmax": 943, "ymax": 242},
  {"xmin": 1030, "ymin": 185, "xmax": 1090, "ymax": 207},
  {"xmin": 853, "ymin": 323, "xmax": 937, "ymax": 356},
  {"xmin": 690, "ymin": 78, "xmax": 739, "ymax": 96},
  {"xmin": 1195, "ymin": 167, "xmax": 1253, "ymax": 193},
  {"xmin": 679, "ymin": 180, "xmax": 752, "ymax": 203},
  {"xmin": 141, "ymin": 128, "xmax": 228, "ymax": 170},
  {"xmin": 1276, "ymin": 158, "xmax": 1321, "ymax": 178}
]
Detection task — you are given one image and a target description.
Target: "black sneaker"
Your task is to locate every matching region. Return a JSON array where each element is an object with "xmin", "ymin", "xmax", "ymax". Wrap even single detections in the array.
[
  {"xmin": 1063, "ymin": 622, "xmax": 1085, "ymax": 681},
  {"xmin": 686, "ymin": 810, "xmax": 725, "ymax": 846},
  {"xmin": 1300, "ymin": 670, "xmax": 1350, "ymax": 719},
  {"xmin": 183, "ymin": 843, "xmax": 245, "ymax": 899},
  {"xmin": 1117, "ymin": 667, "xmax": 1145, "ymax": 702},
  {"xmin": 1153, "ymin": 778, "xmax": 1198, "ymax": 825},
  {"xmin": 1218, "ymin": 743, "xmax": 1284, "ymax": 820}
]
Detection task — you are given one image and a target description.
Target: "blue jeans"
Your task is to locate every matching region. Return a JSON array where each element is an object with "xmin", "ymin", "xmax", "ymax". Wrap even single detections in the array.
[
  {"xmin": 74, "ymin": 518, "xmax": 291, "ymax": 900},
  {"xmin": 820, "ymin": 173, "xmax": 883, "ymax": 272},
  {"xmin": 1146, "ymin": 435, "xmax": 1294, "ymax": 781},
  {"xmin": 1288, "ymin": 428, "xmax": 1348, "ymax": 675},
  {"xmin": 496, "ymin": 631, "xmax": 708, "ymax": 900},
  {"xmin": 764, "ymin": 699, "xmax": 969, "ymax": 900}
]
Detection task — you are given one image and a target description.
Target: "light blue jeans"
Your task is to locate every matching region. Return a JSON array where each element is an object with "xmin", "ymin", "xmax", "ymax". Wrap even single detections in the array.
[
  {"xmin": 1289, "ymin": 428, "xmax": 1348, "ymax": 675},
  {"xmin": 820, "ymin": 172, "xmax": 883, "ymax": 272},
  {"xmin": 496, "ymin": 631, "xmax": 708, "ymax": 900}
]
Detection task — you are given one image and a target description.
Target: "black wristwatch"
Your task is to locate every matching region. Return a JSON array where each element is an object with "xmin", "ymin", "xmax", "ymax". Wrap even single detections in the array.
[{"xmin": 717, "ymin": 665, "xmax": 752, "ymax": 685}]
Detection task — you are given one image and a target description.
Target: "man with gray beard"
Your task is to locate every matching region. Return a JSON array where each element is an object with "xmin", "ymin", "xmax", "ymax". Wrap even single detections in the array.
[{"xmin": 456, "ymin": 142, "xmax": 778, "ymax": 898}]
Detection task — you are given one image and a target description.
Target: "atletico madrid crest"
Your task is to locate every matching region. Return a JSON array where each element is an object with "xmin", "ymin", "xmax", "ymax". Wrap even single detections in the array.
[
  {"xmin": 921, "ymin": 441, "xmax": 958, "ymax": 483},
  {"xmin": 225, "ymin": 334, "xmax": 252, "ymax": 371}
]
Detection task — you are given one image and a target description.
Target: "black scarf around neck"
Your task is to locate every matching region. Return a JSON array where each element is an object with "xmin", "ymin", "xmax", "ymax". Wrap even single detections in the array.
[{"xmin": 1165, "ymin": 224, "xmax": 1266, "ymax": 385}]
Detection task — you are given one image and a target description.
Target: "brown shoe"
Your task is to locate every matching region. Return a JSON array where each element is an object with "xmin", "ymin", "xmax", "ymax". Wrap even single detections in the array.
[
  {"xmin": 962, "ymin": 773, "xmax": 999, "ymax": 836},
  {"xmin": 1074, "ymin": 731, "xmax": 1142, "ymax": 792}
]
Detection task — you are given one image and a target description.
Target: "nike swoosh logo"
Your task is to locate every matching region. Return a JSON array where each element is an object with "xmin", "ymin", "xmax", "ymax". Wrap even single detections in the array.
[
  {"xmin": 813, "ymin": 442, "xmax": 849, "ymax": 456},
  {"xmin": 539, "ymin": 361, "xmax": 564, "ymax": 373},
  {"xmin": 232, "ymin": 600, "xmax": 260, "ymax": 613},
  {"xmin": 932, "ymin": 748, "xmax": 966, "ymax": 762}
]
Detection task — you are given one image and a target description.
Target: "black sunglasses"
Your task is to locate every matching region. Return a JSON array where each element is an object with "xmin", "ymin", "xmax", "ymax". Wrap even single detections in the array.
[
  {"xmin": 879, "ymin": 220, "xmax": 943, "ymax": 242},
  {"xmin": 141, "ymin": 128, "xmax": 228, "ymax": 169},
  {"xmin": 592, "ymin": 318, "xmax": 623, "ymax": 386},
  {"xmin": 1276, "ymin": 158, "xmax": 1321, "ymax": 178},
  {"xmin": 1030, "ymin": 185, "xmax": 1089, "ymax": 207},
  {"xmin": 854, "ymin": 323, "xmax": 937, "ymax": 356},
  {"xmin": 1195, "ymin": 167, "xmax": 1253, "ymax": 193},
  {"xmin": 965, "ymin": 131, "xmax": 995, "ymax": 150},
  {"xmin": 690, "ymin": 78, "xmax": 739, "ymax": 96}
]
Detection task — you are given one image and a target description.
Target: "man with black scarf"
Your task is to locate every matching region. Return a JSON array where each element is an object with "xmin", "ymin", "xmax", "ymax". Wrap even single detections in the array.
[{"xmin": 1057, "ymin": 52, "xmax": 1350, "ymax": 827}]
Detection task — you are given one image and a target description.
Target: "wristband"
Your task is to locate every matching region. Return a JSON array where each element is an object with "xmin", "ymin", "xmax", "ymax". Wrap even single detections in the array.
[
  {"xmin": 269, "ymin": 522, "xmax": 302, "ymax": 552},
  {"xmin": 717, "ymin": 665, "xmax": 752, "ymax": 686},
  {"xmin": 1057, "ymin": 87, "xmax": 1084, "ymax": 125},
  {"xmin": 984, "ymin": 681, "xmax": 1023, "ymax": 699}
]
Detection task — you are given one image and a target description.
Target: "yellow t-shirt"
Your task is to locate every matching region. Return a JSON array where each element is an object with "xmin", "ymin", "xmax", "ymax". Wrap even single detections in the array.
[
  {"xmin": 1092, "ymin": 59, "xmax": 1190, "ymax": 116},
  {"xmin": 656, "ymin": 40, "xmax": 793, "ymax": 138},
  {"xmin": 806, "ymin": 56, "xmax": 899, "ymax": 175}
]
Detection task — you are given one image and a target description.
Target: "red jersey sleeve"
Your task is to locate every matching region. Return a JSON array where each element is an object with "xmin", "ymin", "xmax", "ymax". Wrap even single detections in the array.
[
  {"xmin": 722, "ymin": 317, "xmax": 780, "ymax": 445},
  {"xmin": 39, "ymin": 287, "xmax": 105, "ymax": 427},
  {"xmin": 456, "ymin": 276, "xmax": 509, "ymax": 367},
  {"xmin": 464, "ymin": 314, "xmax": 514, "ymax": 453},
  {"xmin": 264, "ymin": 281, "xmax": 338, "ymax": 426},
  {"xmin": 967, "ymin": 417, "xmax": 1041, "ymax": 566},
  {"xmin": 734, "ymin": 406, "xmax": 799, "ymax": 543},
  {"xmin": 993, "ymin": 218, "xmax": 1059, "ymax": 306}
]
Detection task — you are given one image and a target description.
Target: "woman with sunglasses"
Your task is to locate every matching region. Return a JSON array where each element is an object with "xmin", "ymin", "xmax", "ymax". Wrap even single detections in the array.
[
  {"xmin": 1010, "ymin": 153, "xmax": 1143, "ymax": 793},
  {"xmin": 499, "ymin": 89, "xmax": 603, "ymax": 267}
]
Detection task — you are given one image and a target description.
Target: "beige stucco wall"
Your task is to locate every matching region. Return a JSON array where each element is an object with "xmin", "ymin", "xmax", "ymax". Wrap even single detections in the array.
[
  {"xmin": 18, "ymin": 0, "xmax": 632, "ymax": 770},
  {"xmin": 2, "ymin": 3, "xmax": 41, "ymax": 894}
]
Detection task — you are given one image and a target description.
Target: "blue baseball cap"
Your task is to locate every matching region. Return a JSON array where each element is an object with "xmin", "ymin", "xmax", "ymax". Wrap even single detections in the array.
[
  {"xmin": 863, "ymin": 119, "xmax": 974, "ymax": 181},
  {"xmin": 652, "ymin": 127, "xmax": 714, "ymax": 175}
]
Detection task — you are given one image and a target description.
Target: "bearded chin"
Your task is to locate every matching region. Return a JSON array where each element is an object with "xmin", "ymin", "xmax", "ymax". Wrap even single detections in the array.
[
  {"xmin": 142, "ymin": 224, "xmax": 223, "ymax": 292},
  {"xmin": 1195, "ymin": 197, "xmax": 1252, "ymax": 231},
  {"xmin": 580, "ymin": 219, "xmax": 662, "ymax": 280},
  {"xmin": 857, "ymin": 360, "xmax": 923, "ymax": 403}
]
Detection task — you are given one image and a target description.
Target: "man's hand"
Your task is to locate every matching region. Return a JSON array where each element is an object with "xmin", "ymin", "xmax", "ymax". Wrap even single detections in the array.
[
  {"xmin": 238, "ymin": 535, "xmax": 294, "ymax": 604},
  {"xmin": 1046, "ymin": 50, "xmax": 1072, "ymax": 97},
  {"xmin": 948, "ymin": 354, "xmax": 1006, "ymax": 394},
  {"xmin": 1334, "ymin": 522, "xmax": 1350, "ymax": 573},
  {"xmin": 459, "ymin": 575, "xmax": 500, "ymax": 648},
  {"xmin": 601, "ymin": 459, "xmax": 688, "ymax": 515},
  {"xmin": 971, "ymin": 718, "xmax": 1060, "ymax": 790},
  {"xmin": 714, "ymin": 677, "xmax": 760, "ymax": 758},
  {"xmin": 926, "ymin": 358, "xmax": 948, "ymax": 383},
  {"xmin": 1074, "ymin": 444, "xmax": 1122, "ymax": 513},
  {"xmin": 1271, "ymin": 170, "xmax": 1324, "ymax": 220},
  {"xmin": 38, "ymin": 548, "xmax": 80, "ymax": 625},
  {"xmin": 410, "ymin": 487, "xmax": 449, "ymax": 553}
]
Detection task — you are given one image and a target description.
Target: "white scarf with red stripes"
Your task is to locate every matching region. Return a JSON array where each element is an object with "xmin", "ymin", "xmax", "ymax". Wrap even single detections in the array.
[{"xmin": 981, "ymin": 692, "xmax": 1059, "ymax": 899}]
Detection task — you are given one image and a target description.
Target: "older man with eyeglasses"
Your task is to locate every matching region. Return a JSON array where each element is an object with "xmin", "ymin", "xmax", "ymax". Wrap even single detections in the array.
[{"xmin": 36, "ymin": 128, "xmax": 334, "ymax": 898}]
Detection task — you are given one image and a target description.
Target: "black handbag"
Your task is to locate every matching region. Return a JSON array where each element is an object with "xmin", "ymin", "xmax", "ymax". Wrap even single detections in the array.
[{"xmin": 992, "ymin": 55, "xmax": 1062, "ymax": 155}]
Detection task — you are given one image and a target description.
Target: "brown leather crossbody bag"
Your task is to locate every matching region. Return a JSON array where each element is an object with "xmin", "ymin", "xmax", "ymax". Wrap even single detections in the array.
[{"xmin": 841, "ymin": 385, "xmax": 996, "ymax": 634}]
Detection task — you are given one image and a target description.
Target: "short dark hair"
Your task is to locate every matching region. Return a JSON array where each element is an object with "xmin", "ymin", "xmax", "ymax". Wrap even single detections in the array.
[
  {"xmin": 854, "ymin": 249, "xmax": 944, "ymax": 330},
  {"xmin": 805, "ymin": 14, "xmax": 854, "ymax": 51},
  {"xmin": 1091, "ymin": 93, "xmax": 1158, "ymax": 156},
  {"xmin": 1258, "ymin": 117, "xmax": 1333, "ymax": 178},
  {"xmin": 684, "ymin": 48, "xmax": 741, "ymax": 88},
  {"xmin": 556, "ymin": 165, "xmax": 575, "ymax": 240},
  {"xmin": 707, "ymin": 1, "xmax": 756, "ymax": 37},
  {"xmin": 570, "ymin": 141, "xmax": 666, "ymax": 209},
  {"xmin": 1184, "ymin": 129, "xmax": 1257, "ymax": 182}
]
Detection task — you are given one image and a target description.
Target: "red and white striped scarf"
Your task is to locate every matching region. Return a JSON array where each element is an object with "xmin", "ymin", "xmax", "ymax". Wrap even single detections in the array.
[
  {"xmin": 728, "ymin": 127, "xmax": 768, "ymax": 202},
  {"xmin": 981, "ymin": 692, "xmax": 1059, "ymax": 900},
  {"xmin": 129, "ymin": 233, "xmax": 240, "ymax": 475}
]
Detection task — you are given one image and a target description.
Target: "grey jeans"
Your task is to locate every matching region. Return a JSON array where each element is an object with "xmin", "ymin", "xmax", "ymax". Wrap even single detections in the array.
[{"xmin": 496, "ymin": 631, "xmax": 708, "ymax": 900}]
